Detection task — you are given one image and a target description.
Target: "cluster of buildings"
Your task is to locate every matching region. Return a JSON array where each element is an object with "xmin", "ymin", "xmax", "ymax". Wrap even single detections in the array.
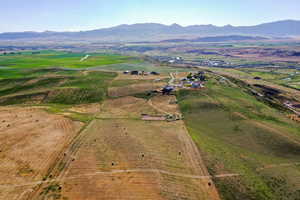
[
  {"xmin": 193, "ymin": 59, "xmax": 230, "ymax": 67},
  {"xmin": 149, "ymin": 56, "xmax": 184, "ymax": 64},
  {"xmin": 148, "ymin": 55, "xmax": 233, "ymax": 68},
  {"xmin": 180, "ymin": 71, "xmax": 206, "ymax": 89},
  {"xmin": 161, "ymin": 71, "xmax": 206, "ymax": 95}
]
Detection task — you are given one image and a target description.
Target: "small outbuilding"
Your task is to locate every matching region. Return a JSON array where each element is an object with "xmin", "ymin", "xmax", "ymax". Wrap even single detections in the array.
[
  {"xmin": 150, "ymin": 71, "xmax": 160, "ymax": 75},
  {"xmin": 131, "ymin": 71, "xmax": 139, "ymax": 75},
  {"xmin": 162, "ymin": 86, "xmax": 174, "ymax": 95}
]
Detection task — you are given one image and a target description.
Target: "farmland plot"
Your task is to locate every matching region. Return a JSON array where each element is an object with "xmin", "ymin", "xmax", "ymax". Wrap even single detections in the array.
[
  {"xmin": 0, "ymin": 107, "xmax": 83, "ymax": 200},
  {"xmin": 30, "ymin": 95, "xmax": 220, "ymax": 200}
]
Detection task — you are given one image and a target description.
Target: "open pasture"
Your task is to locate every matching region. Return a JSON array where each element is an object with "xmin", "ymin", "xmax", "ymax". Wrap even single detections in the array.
[{"xmin": 177, "ymin": 75, "xmax": 300, "ymax": 200}]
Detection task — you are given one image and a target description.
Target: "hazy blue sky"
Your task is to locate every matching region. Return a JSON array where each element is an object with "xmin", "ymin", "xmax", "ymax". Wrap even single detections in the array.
[{"xmin": 1, "ymin": 0, "xmax": 300, "ymax": 32}]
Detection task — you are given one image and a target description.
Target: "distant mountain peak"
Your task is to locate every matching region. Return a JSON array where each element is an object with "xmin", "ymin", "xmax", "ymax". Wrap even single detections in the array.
[
  {"xmin": 1, "ymin": 20, "xmax": 300, "ymax": 42},
  {"xmin": 170, "ymin": 23, "xmax": 182, "ymax": 28}
]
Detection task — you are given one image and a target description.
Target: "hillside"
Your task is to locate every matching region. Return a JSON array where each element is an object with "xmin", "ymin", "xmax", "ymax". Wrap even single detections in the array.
[
  {"xmin": 177, "ymin": 72, "xmax": 300, "ymax": 200},
  {"xmin": 161, "ymin": 35, "xmax": 268, "ymax": 43},
  {"xmin": 0, "ymin": 20, "xmax": 300, "ymax": 42}
]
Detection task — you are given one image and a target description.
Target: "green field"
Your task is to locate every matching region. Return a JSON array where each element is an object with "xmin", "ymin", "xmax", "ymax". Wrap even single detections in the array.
[
  {"xmin": 0, "ymin": 50, "xmax": 140, "ymax": 69},
  {"xmin": 177, "ymin": 75, "xmax": 300, "ymax": 200},
  {"xmin": 0, "ymin": 50, "xmax": 184, "ymax": 105}
]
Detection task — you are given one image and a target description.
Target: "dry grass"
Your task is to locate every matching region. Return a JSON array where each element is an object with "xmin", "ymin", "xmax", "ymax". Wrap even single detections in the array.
[
  {"xmin": 0, "ymin": 106, "xmax": 83, "ymax": 200},
  {"xmin": 49, "ymin": 95, "xmax": 220, "ymax": 200},
  {"xmin": 68, "ymin": 103, "xmax": 100, "ymax": 114},
  {"xmin": 98, "ymin": 96, "xmax": 160, "ymax": 119},
  {"xmin": 108, "ymin": 82, "xmax": 165, "ymax": 98}
]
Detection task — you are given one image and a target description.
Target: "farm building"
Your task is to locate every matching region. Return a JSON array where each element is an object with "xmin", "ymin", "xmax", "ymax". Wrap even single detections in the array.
[
  {"xmin": 130, "ymin": 71, "xmax": 139, "ymax": 75},
  {"xmin": 162, "ymin": 86, "xmax": 174, "ymax": 95},
  {"xmin": 150, "ymin": 71, "xmax": 160, "ymax": 75},
  {"xmin": 125, "ymin": 70, "xmax": 159, "ymax": 76}
]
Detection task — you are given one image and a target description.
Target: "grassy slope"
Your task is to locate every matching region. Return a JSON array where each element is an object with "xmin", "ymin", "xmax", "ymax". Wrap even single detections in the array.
[
  {"xmin": 177, "ymin": 76, "xmax": 300, "ymax": 200},
  {"xmin": 238, "ymin": 68, "xmax": 300, "ymax": 90},
  {"xmin": 0, "ymin": 68, "xmax": 117, "ymax": 123},
  {"xmin": 0, "ymin": 68, "xmax": 117, "ymax": 105}
]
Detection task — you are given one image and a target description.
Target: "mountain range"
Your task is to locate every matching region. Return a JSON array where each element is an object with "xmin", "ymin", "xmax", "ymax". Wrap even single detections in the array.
[{"xmin": 1, "ymin": 20, "xmax": 300, "ymax": 42}]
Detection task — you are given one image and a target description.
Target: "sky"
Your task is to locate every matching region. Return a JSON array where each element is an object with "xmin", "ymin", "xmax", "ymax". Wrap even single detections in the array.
[{"xmin": 1, "ymin": 0, "xmax": 300, "ymax": 33}]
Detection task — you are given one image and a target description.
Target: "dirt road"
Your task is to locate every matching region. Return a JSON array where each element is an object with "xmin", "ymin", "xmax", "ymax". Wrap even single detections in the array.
[{"xmin": 0, "ymin": 169, "xmax": 239, "ymax": 189}]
